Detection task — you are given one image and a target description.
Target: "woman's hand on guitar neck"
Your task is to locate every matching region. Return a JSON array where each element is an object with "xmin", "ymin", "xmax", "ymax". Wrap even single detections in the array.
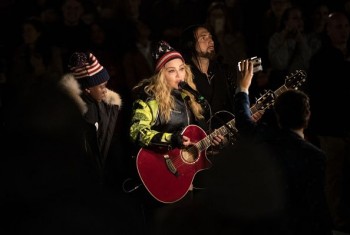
[{"xmin": 211, "ymin": 133, "xmax": 225, "ymax": 147}]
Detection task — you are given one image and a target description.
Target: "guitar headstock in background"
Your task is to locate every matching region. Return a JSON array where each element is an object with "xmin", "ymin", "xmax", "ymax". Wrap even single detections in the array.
[
  {"xmin": 251, "ymin": 70, "xmax": 307, "ymax": 113},
  {"xmin": 283, "ymin": 69, "xmax": 307, "ymax": 90}
]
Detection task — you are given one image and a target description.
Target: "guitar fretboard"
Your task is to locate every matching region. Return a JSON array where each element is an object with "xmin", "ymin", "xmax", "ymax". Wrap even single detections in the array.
[
  {"xmin": 274, "ymin": 85, "xmax": 288, "ymax": 97},
  {"xmin": 196, "ymin": 119, "xmax": 237, "ymax": 151}
]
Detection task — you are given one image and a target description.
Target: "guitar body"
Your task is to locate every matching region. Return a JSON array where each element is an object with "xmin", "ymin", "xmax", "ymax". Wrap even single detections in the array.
[{"xmin": 136, "ymin": 125, "xmax": 211, "ymax": 203}]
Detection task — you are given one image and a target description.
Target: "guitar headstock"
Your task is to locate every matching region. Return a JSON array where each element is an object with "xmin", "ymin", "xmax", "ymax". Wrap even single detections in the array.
[
  {"xmin": 284, "ymin": 70, "xmax": 307, "ymax": 90},
  {"xmin": 251, "ymin": 70, "xmax": 307, "ymax": 114},
  {"xmin": 253, "ymin": 90, "xmax": 275, "ymax": 111}
]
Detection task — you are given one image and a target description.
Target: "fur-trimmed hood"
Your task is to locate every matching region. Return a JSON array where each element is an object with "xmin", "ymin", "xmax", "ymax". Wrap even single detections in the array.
[{"xmin": 59, "ymin": 74, "xmax": 122, "ymax": 114}]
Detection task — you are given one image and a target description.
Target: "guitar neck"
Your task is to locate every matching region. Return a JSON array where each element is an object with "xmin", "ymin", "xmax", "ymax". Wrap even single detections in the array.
[
  {"xmin": 196, "ymin": 119, "xmax": 236, "ymax": 151},
  {"xmin": 197, "ymin": 88, "xmax": 274, "ymax": 151},
  {"xmin": 197, "ymin": 93, "xmax": 261, "ymax": 151},
  {"xmin": 274, "ymin": 85, "xmax": 288, "ymax": 97},
  {"xmin": 250, "ymin": 84, "xmax": 289, "ymax": 114}
]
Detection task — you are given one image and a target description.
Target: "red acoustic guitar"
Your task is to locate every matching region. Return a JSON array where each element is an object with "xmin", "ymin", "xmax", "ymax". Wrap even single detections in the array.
[{"xmin": 136, "ymin": 70, "xmax": 306, "ymax": 203}]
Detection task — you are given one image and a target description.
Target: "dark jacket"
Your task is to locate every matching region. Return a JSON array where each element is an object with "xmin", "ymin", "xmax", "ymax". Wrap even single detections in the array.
[
  {"xmin": 188, "ymin": 59, "xmax": 235, "ymax": 118},
  {"xmin": 59, "ymin": 74, "xmax": 122, "ymax": 173}
]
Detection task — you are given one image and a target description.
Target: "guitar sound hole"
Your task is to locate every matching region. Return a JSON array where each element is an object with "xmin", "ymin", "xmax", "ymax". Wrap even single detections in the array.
[{"xmin": 181, "ymin": 146, "xmax": 199, "ymax": 163}]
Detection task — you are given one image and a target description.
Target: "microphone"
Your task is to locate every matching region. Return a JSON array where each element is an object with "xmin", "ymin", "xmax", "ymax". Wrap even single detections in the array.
[{"xmin": 178, "ymin": 81, "xmax": 206, "ymax": 103}]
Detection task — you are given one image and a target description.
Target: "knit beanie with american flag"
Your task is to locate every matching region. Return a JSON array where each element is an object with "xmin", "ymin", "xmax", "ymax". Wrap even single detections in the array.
[
  {"xmin": 152, "ymin": 40, "xmax": 184, "ymax": 72},
  {"xmin": 68, "ymin": 52, "xmax": 110, "ymax": 89}
]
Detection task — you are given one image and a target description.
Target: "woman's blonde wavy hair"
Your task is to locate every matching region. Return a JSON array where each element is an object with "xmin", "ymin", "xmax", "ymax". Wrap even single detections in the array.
[{"xmin": 133, "ymin": 63, "xmax": 204, "ymax": 122}]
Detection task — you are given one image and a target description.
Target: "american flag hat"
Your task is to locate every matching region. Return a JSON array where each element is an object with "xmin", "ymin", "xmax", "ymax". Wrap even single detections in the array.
[
  {"xmin": 152, "ymin": 40, "xmax": 184, "ymax": 72},
  {"xmin": 68, "ymin": 52, "xmax": 110, "ymax": 89}
]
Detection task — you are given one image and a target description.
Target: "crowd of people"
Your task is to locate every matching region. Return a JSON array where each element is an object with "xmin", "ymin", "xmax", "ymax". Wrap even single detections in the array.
[{"xmin": 1, "ymin": 0, "xmax": 349, "ymax": 234}]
